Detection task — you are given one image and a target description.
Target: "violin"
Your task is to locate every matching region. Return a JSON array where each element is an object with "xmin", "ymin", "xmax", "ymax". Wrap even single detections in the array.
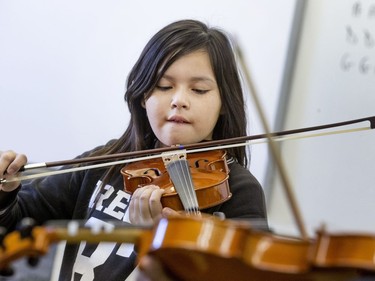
[
  {"xmin": 0, "ymin": 215, "xmax": 371, "ymax": 281},
  {"xmin": 121, "ymin": 149, "xmax": 231, "ymax": 211}
]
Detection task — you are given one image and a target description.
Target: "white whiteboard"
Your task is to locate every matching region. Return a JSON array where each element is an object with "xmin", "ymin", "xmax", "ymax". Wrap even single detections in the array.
[{"xmin": 268, "ymin": 0, "xmax": 375, "ymax": 236}]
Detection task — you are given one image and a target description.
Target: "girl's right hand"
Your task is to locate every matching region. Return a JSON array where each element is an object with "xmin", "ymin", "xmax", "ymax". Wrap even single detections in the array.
[{"xmin": 0, "ymin": 150, "xmax": 27, "ymax": 192}]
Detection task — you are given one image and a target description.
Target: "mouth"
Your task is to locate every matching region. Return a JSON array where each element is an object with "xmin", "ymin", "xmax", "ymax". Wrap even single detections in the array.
[{"xmin": 167, "ymin": 115, "xmax": 190, "ymax": 124}]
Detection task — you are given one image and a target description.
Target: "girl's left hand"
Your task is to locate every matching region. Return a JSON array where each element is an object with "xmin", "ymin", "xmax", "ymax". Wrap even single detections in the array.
[
  {"xmin": 128, "ymin": 185, "xmax": 180, "ymax": 225},
  {"xmin": 129, "ymin": 185, "xmax": 165, "ymax": 225}
]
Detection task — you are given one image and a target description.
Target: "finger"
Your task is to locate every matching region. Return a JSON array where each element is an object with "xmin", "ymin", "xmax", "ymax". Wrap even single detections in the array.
[
  {"xmin": 130, "ymin": 186, "xmax": 157, "ymax": 225},
  {"xmin": 0, "ymin": 151, "xmax": 27, "ymax": 191},
  {"xmin": 161, "ymin": 207, "xmax": 180, "ymax": 218},
  {"xmin": 0, "ymin": 151, "xmax": 27, "ymax": 175},
  {"xmin": 0, "ymin": 150, "xmax": 16, "ymax": 176},
  {"xmin": 138, "ymin": 255, "xmax": 174, "ymax": 281},
  {"xmin": 8, "ymin": 153, "xmax": 27, "ymax": 174},
  {"xmin": 129, "ymin": 186, "xmax": 145, "ymax": 223},
  {"xmin": 137, "ymin": 186, "xmax": 159, "ymax": 224},
  {"xmin": 148, "ymin": 188, "xmax": 164, "ymax": 220}
]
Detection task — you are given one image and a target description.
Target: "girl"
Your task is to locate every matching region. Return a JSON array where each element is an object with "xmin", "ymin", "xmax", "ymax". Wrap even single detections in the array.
[{"xmin": 0, "ymin": 19, "xmax": 267, "ymax": 281}]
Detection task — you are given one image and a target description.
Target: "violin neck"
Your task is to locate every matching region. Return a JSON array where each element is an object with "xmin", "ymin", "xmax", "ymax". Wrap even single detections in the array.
[{"xmin": 46, "ymin": 226, "xmax": 144, "ymax": 244}]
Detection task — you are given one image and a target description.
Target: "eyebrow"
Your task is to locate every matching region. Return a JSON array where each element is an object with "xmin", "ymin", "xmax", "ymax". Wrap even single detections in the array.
[{"xmin": 161, "ymin": 74, "xmax": 216, "ymax": 84}]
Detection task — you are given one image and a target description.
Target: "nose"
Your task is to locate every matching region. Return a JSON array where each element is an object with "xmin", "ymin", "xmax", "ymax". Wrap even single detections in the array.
[{"xmin": 170, "ymin": 89, "xmax": 190, "ymax": 109}]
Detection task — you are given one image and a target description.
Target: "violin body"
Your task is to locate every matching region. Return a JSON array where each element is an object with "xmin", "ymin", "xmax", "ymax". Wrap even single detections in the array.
[
  {"xmin": 312, "ymin": 229, "xmax": 375, "ymax": 271},
  {"xmin": 121, "ymin": 150, "xmax": 231, "ymax": 210},
  {"xmin": 139, "ymin": 215, "xmax": 361, "ymax": 281}
]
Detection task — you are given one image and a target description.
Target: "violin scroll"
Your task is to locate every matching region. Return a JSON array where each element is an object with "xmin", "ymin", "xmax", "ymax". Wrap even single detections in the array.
[{"xmin": 0, "ymin": 218, "xmax": 49, "ymax": 276}]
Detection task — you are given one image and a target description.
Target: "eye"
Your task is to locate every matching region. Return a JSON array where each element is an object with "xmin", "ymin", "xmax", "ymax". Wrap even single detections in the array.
[
  {"xmin": 192, "ymin": 89, "xmax": 209, "ymax": 94},
  {"xmin": 156, "ymin": 85, "xmax": 172, "ymax": 91}
]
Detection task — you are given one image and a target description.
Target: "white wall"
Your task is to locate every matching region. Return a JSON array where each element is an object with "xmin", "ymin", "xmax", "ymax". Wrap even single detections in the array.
[{"xmin": 0, "ymin": 0, "xmax": 297, "ymax": 188}]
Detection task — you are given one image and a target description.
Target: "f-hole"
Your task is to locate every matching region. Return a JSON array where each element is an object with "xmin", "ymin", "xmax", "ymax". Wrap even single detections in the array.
[
  {"xmin": 193, "ymin": 159, "xmax": 209, "ymax": 169},
  {"xmin": 143, "ymin": 168, "xmax": 162, "ymax": 177}
]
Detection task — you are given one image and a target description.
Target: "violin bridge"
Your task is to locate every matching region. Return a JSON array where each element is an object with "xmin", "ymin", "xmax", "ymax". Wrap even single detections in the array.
[{"xmin": 161, "ymin": 149, "xmax": 187, "ymax": 165}]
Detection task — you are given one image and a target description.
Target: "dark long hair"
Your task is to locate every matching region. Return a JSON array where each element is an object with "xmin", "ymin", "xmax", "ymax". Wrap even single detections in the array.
[{"xmin": 92, "ymin": 19, "xmax": 249, "ymax": 180}]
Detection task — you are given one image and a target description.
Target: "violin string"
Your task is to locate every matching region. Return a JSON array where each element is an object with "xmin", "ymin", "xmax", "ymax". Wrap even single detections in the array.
[
  {"xmin": 166, "ymin": 159, "xmax": 199, "ymax": 214},
  {"xmin": 178, "ymin": 159, "xmax": 200, "ymax": 215},
  {"xmin": 0, "ymin": 126, "xmax": 369, "ymax": 184},
  {"xmin": 166, "ymin": 161, "xmax": 188, "ymax": 212},
  {"xmin": 176, "ymin": 159, "xmax": 197, "ymax": 214},
  {"xmin": 172, "ymin": 160, "xmax": 191, "ymax": 213}
]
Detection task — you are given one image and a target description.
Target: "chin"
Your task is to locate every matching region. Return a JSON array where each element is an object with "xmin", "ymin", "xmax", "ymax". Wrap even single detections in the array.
[{"xmin": 161, "ymin": 139, "xmax": 194, "ymax": 147}]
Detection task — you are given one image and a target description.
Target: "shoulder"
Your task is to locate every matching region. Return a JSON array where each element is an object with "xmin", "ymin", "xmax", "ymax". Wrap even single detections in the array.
[
  {"xmin": 227, "ymin": 159, "xmax": 262, "ymax": 191},
  {"xmin": 202, "ymin": 158, "xmax": 268, "ymax": 222}
]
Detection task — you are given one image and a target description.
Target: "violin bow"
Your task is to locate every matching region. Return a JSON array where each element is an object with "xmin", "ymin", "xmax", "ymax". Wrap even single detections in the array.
[
  {"xmin": 234, "ymin": 40, "xmax": 309, "ymax": 240},
  {"xmin": 1, "ymin": 115, "xmax": 373, "ymax": 185}
]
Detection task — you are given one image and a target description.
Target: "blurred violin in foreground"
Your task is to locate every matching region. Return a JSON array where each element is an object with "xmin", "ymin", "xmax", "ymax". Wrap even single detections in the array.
[{"xmin": 1, "ymin": 215, "xmax": 375, "ymax": 281}]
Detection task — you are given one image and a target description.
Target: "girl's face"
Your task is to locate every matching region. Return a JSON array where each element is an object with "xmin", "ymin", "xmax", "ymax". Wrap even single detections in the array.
[{"xmin": 144, "ymin": 50, "xmax": 222, "ymax": 147}]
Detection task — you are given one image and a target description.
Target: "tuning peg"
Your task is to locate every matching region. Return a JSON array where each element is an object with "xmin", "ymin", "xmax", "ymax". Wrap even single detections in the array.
[
  {"xmin": 17, "ymin": 217, "xmax": 37, "ymax": 238},
  {"xmin": 17, "ymin": 218, "xmax": 40, "ymax": 267}
]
